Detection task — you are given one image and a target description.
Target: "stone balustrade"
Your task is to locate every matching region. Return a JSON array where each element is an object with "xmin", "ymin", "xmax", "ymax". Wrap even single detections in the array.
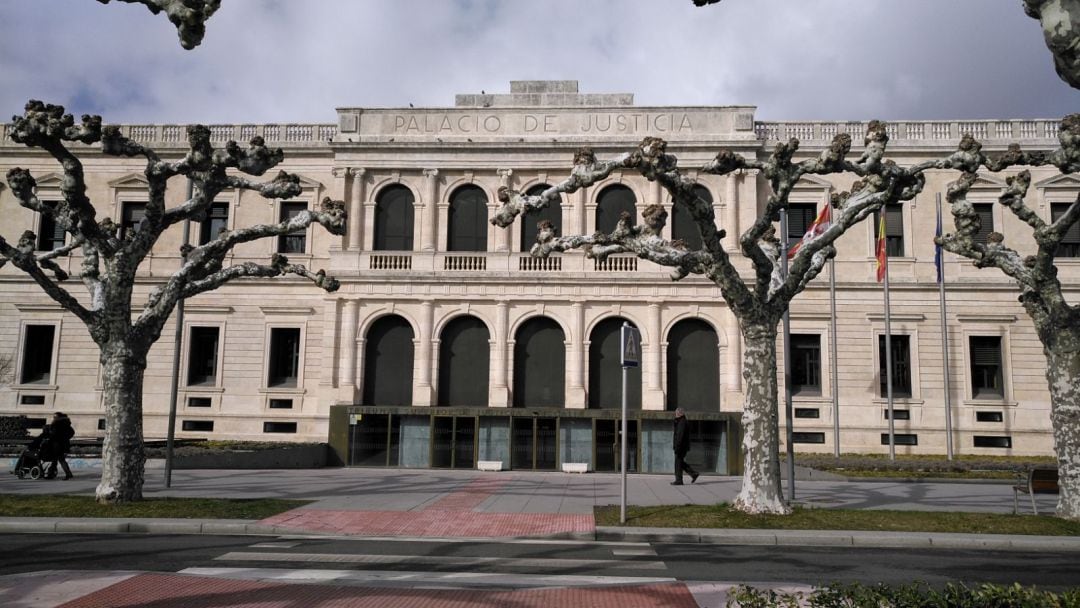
[
  {"xmin": 755, "ymin": 120, "xmax": 1061, "ymax": 144},
  {"xmin": 1, "ymin": 122, "xmax": 337, "ymax": 148}
]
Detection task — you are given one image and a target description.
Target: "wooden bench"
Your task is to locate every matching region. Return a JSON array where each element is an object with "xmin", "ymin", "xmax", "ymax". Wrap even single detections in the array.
[{"xmin": 1013, "ymin": 467, "xmax": 1058, "ymax": 515}]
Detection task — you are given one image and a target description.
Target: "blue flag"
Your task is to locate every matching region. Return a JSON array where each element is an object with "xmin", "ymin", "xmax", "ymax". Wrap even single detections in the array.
[{"xmin": 935, "ymin": 203, "xmax": 943, "ymax": 284}]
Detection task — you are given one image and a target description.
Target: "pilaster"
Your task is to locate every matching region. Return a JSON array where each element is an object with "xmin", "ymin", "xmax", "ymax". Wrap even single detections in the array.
[
  {"xmin": 643, "ymin": 302, "xmax": 666, "ymax": 409},
  {"xmin": 338, "ymin": 299, "xmax": 359, "ymax": 403},
  {"xmin": 489, "ymin": 300, "xmax": 510, "ymax": 406},
  {"xmin": 348, "ymin": 168, "xmax": 366, "ymax": 250},
  {"xmin": 494, "ymin": 169, "xmax": 513, "ymax": 252},
  {"xmin": 414, "ymin": 299, "xmax": 435, "ymax": 405},
  {"xmin": 566, "ymin": 300, "xmax": 587, "ymax": 408},
  {"xmin": 421, "ymin": 169, "xmax": 439, "ymax": 251}
]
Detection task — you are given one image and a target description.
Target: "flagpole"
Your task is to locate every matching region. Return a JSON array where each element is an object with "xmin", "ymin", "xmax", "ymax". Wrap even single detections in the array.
[
  {"xmin": 830, "ymin": 256, "xmax": 840, "ymax": 458},
  {"xmin": 937, "ymin": 194, "xmax": 955, "ymax": 460},
  {"xmin": 882, "ymin": 221, "xmax": 896, "ymax": 461},
  {"xmin": 780, "ymin": 209, "xmax": 795, "ymax": 501}
]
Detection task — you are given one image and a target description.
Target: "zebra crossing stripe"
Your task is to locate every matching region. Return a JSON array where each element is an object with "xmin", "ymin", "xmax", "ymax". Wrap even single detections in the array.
[
  {"xmin": 215, "ymin": 551, "xmax": 668, "ymax": 572},
  {"xmin": 180, "ymin": 567, "xmax": 677, "ymax": 588}
]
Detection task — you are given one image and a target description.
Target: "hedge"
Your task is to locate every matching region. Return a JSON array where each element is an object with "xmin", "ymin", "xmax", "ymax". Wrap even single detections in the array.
[{"xmin": 726, "ymin": 582, "xmax": 1080, "ymax": 608}]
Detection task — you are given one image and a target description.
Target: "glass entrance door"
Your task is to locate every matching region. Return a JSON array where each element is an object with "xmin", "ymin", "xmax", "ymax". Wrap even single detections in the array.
[
  {"xmin": 432, "ymin": 416, "xmax": 476, "ymax": 469},
  {"xmin": 594, "ymin": 419, "xmax": 638, "ymax": 472},
  {"xmin": 511, "ymin": 417, "xmax": 558, "ymax": 470}
]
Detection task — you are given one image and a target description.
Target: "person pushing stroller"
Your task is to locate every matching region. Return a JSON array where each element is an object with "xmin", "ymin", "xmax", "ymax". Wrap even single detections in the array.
[{"xmin": 11, "ymin": 412, "xmax": 74, "ymax": 480}]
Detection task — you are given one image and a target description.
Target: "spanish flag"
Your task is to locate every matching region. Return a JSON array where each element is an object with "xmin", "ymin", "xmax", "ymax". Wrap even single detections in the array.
[
  {"xmin": 787, "ymin": 204, "xmax": 832, "ymax": 259},
  {"xmin": 875, "ymin": 213, "xmax": 888, "ymax": 282}
]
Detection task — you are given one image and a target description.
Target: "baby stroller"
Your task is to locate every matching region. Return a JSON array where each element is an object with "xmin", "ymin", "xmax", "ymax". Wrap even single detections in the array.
[{"xmin": 11, "ymin": 432, "xmax": 58, "ymax": 480}]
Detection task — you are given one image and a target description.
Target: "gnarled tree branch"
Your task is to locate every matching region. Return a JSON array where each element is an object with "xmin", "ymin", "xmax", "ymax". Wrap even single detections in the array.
[{"xmin": 96, "ymin": 0, "xmax": 220, "ymax": 49}]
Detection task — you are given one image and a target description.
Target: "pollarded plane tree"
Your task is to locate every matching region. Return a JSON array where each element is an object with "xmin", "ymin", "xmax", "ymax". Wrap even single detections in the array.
[
  {"xmin": 96, "ymin": 0, "xmax": 220, "ymax": 49},
  {"xmin": 492, "ymin": 125, "xmax": 929, "ymax": 515},
  {"xmin": 0, "ymin": 101, "xmax": 346, "ymax": 503},
  {"xmin": 937, "ymin": 120, "xmax": 1080, "ymax": 519}
]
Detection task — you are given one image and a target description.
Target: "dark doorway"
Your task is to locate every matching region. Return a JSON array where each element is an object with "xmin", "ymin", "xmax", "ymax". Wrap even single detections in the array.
[
  {"xmin": 349, "ymin": 413, "xmax": 403, "ymax": 467},
  {"xmin": 670, "ymin": 184, "xmax": 712, "ymax": 251},
  {"xmin": 595, "ymin": 418, "xmax": 638, "ymax": 472},
  {"xmin": 520, "ymin": 184, "xmax": 562, "ymax": 251},
  {"xmin": 432, "ymin": 416, "xmax": 476, "ymax": 469},
  {"xmin": 511, "ymin": 417, "xmax": 558, "ymax": 470},
  {"xmin": 596, "ymin": 184, "xmax": 637, "ymax": 233},
  {"xmin": 513, "ymin": 317, "xmax": 566, "ymax": 408},
  {"xmin": 374, "ymin": 185, "xmax": 415, "ymax": 250},
  {"xmin": 448, "ymin": 185, "xmax": 488, "ymax": 252},
  {"xmin": 438, "ymin": 316, "xmax": 490, "ymax": 406},
  {"xmin": 588, "ymin": 317, "xmax": 641, "ymax": 409},
  {"xmin": 362, "ymin": 315, "xmax": 414, "ymax": 406},
  {"xmin": 666, "ymin": 319, "xmax": 720, "ymax": 412}
]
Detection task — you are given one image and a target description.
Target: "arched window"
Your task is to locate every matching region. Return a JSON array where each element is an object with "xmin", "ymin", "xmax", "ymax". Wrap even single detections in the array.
[
  {"xmin": 438, "ymin": 315, "xmax": 490, "ymax": 406},
  {"xmin": 520, "ymin": 184, "xmax": 562, "ymax": 252},
  {"xmin": 362, "ymin": 315, "xmax": 414, "ymax": 406},
  {"xmin": 588, "ymin": 317, "xmax": 641, "ymax": 409},
  {"xmin": 666, "ymin": 319, "xmax": 720, "ymax": 412},
  {"xmin": 595, "ymin": 185, "xmax": 636, "ymax": 234},
  {"xmin": 448, "ymin": 185, "xmax": 488, "ymax": 252},
  {"xmin": 513, "ymin": 317, "xmax": 565, "ymax": 407},
  {"xmin": 373, "ymin": 185, "xmax": 415, "ymax": 251},
  {"xmin": 671, "ymin": 184, "xmax": 712, "ymax": 251}
]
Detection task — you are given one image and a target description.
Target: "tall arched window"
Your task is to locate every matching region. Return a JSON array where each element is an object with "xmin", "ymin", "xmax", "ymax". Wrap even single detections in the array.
[
  {"xmin": 588, "ymin": 317, "xmax": 641, "ymax": 409},
  {"xmin": 373, "ymin": 185, "xmax": 415, "ymax": 251},
  {"xmin": 520, "ymin": 184, "xmax": 562, "ymax": 252},
  {"xmin": 438, "ymin": 315, "xmax": 490, "ymax": 406},
  {"xmin": 362, "ymin": 315, "xmax": 414, "ymax": 406},
  {"xmin": 448, "ymin": 185, "xmax": 488, "ymax": 252},
  {"xmin": 595, "ymin": 185, "xmax": 636, "ymax": 234},
  {"xmin": 513, "ymin": 317, "xmax": 565, "ymax": 407},
  {"xmin": 666, "ymin": 319, "xmax": 720, "ymax": 412},
  {"xmin": 671, "ymin": 184, "xmax": 712, "ymax": 251}
]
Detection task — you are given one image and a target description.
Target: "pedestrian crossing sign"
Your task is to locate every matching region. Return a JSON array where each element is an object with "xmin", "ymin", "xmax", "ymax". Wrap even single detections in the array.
[{"xmin": 621, "ymin": 324, "xmax": 640, "ymax": 368}]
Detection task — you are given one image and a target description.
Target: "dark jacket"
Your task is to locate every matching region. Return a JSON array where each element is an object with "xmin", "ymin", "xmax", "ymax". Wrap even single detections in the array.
[
  {"xmin": 673, "ymin": 415, "xmax": 690, "ymax": 456},
  {"xmin": 49, "ymin": 416, "xmax": 74, "ymax": 455}
]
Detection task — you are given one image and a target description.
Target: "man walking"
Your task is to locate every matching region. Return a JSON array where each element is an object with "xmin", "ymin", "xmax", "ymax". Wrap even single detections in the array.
[{"xmin": 672, "ymin": 407, "xmax": 698, "ymax": 485}]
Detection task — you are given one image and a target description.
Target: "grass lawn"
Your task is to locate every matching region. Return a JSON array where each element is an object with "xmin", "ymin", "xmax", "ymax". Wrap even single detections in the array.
[
  {"xmin": 595, "ymin": 503, "xmax": 1080, "ymax": 536},
  {"xmin": 0, "ymin": 494, "xmax": 309, "ymax": 519}
]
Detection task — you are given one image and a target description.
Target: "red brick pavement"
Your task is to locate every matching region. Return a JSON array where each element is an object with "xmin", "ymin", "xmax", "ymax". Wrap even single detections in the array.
[
  {"xmin": 59, "ymin": 573, "xmax": 699, "ymax": 607},
  {"xmin": 258, "ymin": 475, "xmax": 596, "ymax": 538}
]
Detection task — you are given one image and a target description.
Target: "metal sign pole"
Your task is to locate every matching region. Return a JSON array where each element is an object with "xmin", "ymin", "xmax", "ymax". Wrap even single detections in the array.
[
  {"xmin": 621, "ymin": 359, "xmax": 628, "ymax": 524},
  {"xmin": 619, "ymin": 322, "xmax": 639, "ymax": 525}
]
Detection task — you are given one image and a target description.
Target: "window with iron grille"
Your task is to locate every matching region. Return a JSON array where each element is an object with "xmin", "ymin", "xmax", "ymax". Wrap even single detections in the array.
[
  {"xmin": 786, "ymin": 203, "xmax": 817, "ymax": 242},
  {"xmin": 199, "ymin": 202, "xmax": 229, "ymax": 245},
  {"xmin": 972, "ymin": 203, "xmax": 995, "ymax": 245},
  {"xmin": 873, "ymin": 204, "xmax": 904, "ymax": 256},
  {"xmin": 36, "ymin": 206, "xmax": 66, "ymax": 251},
  {"xmin": 120, "ymin": 202, "xmax": 147, "ymax": 240},
  {"xmin": 1052, "ymin": 202, "xmax": 1079, "ymax": 257},
  {"xmin": 878, "ymin": 334, "xmax": 912, "ymax": 398},
  {"xmin": 790, "ymin": 333, "xmax": 821, "ymax": 396},
  {"xmin": 970, "ymin": 336, "xmax": 1004, "ymax": 399},
  {"xmin": 277, "ymin": 202, "xmax": 307, "ymax": 253}
]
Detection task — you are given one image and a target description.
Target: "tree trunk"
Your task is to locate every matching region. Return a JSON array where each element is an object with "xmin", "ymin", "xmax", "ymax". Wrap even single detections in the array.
[
  {"xmin": 1046, "ymin": 328, "xmax": 1080, "ymax": 520},
  {"xmin": 733, "ymin": 320, "xmax": 790, "ymax": 514},
  {"xmin": 95, "ymin": 343, "xmax": 147, "ymax": 503}
]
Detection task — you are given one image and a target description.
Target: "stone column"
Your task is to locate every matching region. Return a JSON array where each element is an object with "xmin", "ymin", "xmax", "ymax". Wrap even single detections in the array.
[
  {"xmin": 415, "ymin": 300, "xmax": 435, "ymax": 406},
  {"xmin": 490, "ymin": 300, "xmax": 510, "ymax": 406},
  {"xmin": 349, "ymin": 168, "xmax": 366, "ymax": 250},
  {"xmin": 421, "ymin": 169, "xmax": 439, "ymax": 252},
  {"xmin": 725, "ymin": 171, "xmax": 740, "ymax": 248},
  {"xmin": 339, "ymin": 299, "xmax": 359, "ymax": 402},
  {"xmin": 724, "ymin": 307, "xmax": 743, "ymax": 406},
  {"xmin": 566, "ymin": 301, "xmax": 587, "ymax": 408},
  {"xmin": 644, "ymin": 302, "xmax": 666, "ymax": 409},
  {"xmin": 568, "ymin": 187, "xmax": 587, "ymax": 236},
  {"xmin": 494, "ymin": 169, "xmax": 513, "ymax": 252}
]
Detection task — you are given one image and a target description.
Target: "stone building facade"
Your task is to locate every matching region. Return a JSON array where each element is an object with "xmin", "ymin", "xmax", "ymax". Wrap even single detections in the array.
[{"xmin": 0, "ymin": 81, "xmax": 1076, "ymax": 472}]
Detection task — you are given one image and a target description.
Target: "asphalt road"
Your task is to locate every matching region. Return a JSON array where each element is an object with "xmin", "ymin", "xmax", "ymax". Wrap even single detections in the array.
[{"xmin": 2, "ymin": 533, "xmax": 1078, "ymax": 590}]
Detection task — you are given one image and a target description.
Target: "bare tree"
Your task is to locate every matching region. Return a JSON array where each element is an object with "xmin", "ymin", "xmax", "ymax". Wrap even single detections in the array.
[
  {"xmin": 96, "ymin": 0, "xmax": 220, "ymax": 49},
  {"xmin": 0, "ymin": 101, "xmax": 345, "ymax": 503},
  {"xmin": 937, "ymin": 124, "xmax": 1080, "ymax": 518}
]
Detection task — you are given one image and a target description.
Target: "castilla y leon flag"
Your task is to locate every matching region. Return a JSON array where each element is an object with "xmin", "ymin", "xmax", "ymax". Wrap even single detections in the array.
[
  {"xmin": 875, "ymin": 213, "xmax": 888, "ymax": 282},
  {"xmin": 787, "ymin": 204, "xmax": 832, "ymax": 259}
]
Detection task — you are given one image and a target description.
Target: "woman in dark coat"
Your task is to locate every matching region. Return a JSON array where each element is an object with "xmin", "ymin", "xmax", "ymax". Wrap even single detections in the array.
[{"xmin": 47, "ymin": 412, "xmax": 74, "ymax": 480}]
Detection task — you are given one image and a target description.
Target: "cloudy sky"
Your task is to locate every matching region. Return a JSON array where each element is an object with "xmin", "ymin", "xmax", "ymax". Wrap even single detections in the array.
[{"xmin": 0, "ymin": 0, "xmax": 1076, "ymax": 125}]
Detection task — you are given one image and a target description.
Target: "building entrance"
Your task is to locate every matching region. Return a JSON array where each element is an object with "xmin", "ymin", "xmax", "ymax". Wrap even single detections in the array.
[
  {"xmin": 511, "ymin": 417, "xmax": 558, "ymax": 470},
  {"xmin": 432, "ymin": 416, "xmax": 476, "ymax": 469},
  {"xmin": 594, "ymin": 418, "xmax": 638, "ymax": 472}
]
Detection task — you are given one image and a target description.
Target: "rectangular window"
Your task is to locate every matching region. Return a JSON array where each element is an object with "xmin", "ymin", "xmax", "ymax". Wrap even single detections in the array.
[
  {"xmin": 972, "ymin": 203, "xmax": 995, "ymax": 245},
  {"xmin": 883, "ymin": 409, "xmax": 910, "ymax": 420},
  {"xmin": 794, "ymin": 408, "xmax": 820, "ymax": 419},
  {"xmin": 786, "ymin": 203, "xmax": 817, "ymax": 242},
  {"xmin": 873, "ymin": 204, "xmax": 904, "ymax": 256},
  {"xmin": 970, "ymin": 336, "xmax": 1004, "ymax": 399},
  {"xmin": 120, "ymin": 202, "xmax": 147, "ymax": 240},
  {"xmin": 881, "ymin": 433, "xmax": 918, "ymax": 446},
  {"xmin": 182, "ymin": 420, "xmax": 214, "ymax": 432},
  {"xmin": 976, "ymin": 411, "xmax": 1004, "ymax": 422},
  {"xmin": 36, "ymin": 208, "xmax": 66, "ymax": 251},
  {"xmin": 878, "ymin": 334, "xmax": 912, "ymax": 398},
  {"xmin": 269, "ymin": 398, "xmax": 294, "ymax": 409},
  {"xmin": 20, "ymin": 325, "xmax": 56, "ymax": 384},
  {"xmin": 267, "ymin": 327, "xmax": 301, "ymax": 387},
  {"xmin": 278, "ymin": 202, "xmax": 307, "ymax": 253},
  {"xmin": 792, "ymin": 432, "xmax": 825, "ymax": 444},
  {"xmin": 790, "ymin": 333, "xmax": 821, "ymax": 396},
  {"xmin": 187, "ymin": 397, "xmax": 212, "ymax": 408},
  {"xmin": 97, "ymin": 418, "xmax": 106, "ymax": 430},
  {"xmin": 199, "ymin": 202, "xmax": 229, "ymax": 245},
  {"xmin": 264, "ymin": 421, "xmax": 297, "ymax": 434},
  {"xmin": 974, "ymin": 435, "xmax": 1012, "ymax": 448},
  {"xmin": 1051, "ymin": 202, "xmax": 1079, "ymax": 257},
  {"xmin": 19, "ymin": 395, "xmax": 46, "ymax": 405},
  {"xmin": 186, "ymin": 326, "xmax": 220, "ymax": 386}
]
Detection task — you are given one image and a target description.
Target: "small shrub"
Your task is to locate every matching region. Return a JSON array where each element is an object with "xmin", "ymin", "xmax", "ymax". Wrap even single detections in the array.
[
  {"xmin": 726, "ymin": 582, "xmax": 1080, "ymax": 608},
  {"xmin": 0, "ymin": 415, "xmax": 29, "ymax": 440}
]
